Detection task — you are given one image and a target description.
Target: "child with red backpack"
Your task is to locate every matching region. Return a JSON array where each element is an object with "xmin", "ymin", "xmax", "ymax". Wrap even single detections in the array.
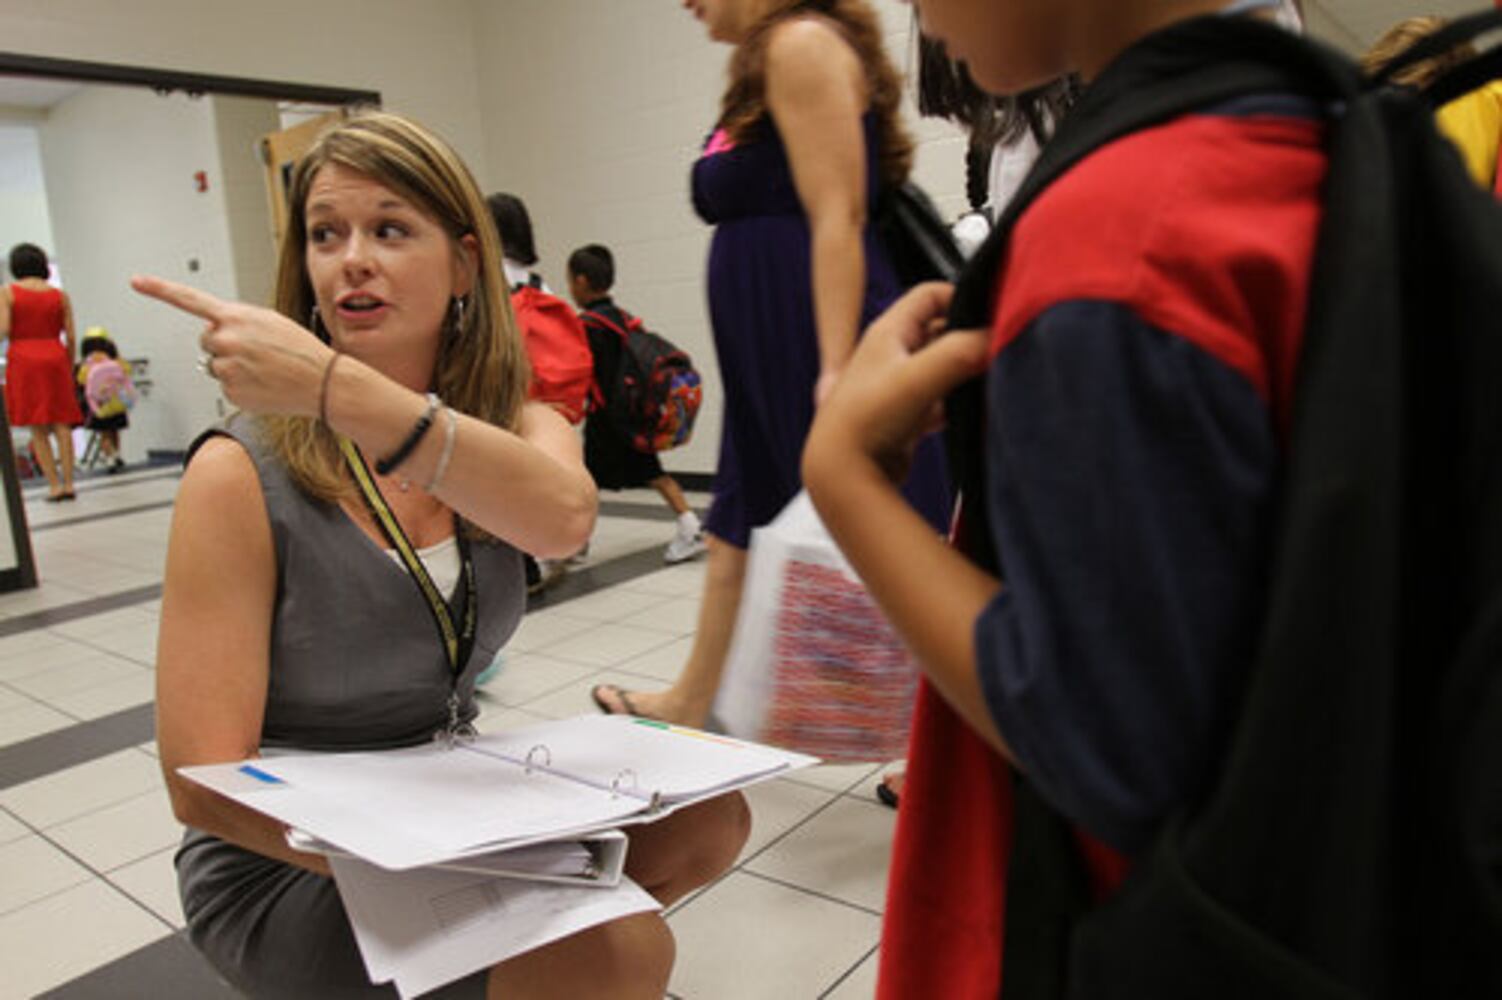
[
  {"xmin": 567, "ymin": 244, "xmax": 706, "ymax": 565},
  {"xmin": 487, "ymin": 192, "xmax": 594, "ymax": 589},
  {"xmin": 486, "ymin": 193, "xmax": 594, "ymax": 425}
]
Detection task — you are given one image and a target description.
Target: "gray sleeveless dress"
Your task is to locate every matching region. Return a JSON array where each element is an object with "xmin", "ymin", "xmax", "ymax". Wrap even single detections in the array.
[{"xmin": 175, "ymin": 417, "xmax": 526, "ymax": 999}]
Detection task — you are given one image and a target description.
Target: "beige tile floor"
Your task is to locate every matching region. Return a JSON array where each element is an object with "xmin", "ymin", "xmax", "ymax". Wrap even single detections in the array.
[{"xmin": 0, "ymin": 466, "xmax": 896, "ymax": 999}]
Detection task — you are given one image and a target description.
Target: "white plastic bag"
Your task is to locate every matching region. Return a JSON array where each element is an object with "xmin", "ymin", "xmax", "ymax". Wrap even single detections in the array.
[{"xmin": 714, "ymin": 492, "xmax": 919, "ymax": 763}]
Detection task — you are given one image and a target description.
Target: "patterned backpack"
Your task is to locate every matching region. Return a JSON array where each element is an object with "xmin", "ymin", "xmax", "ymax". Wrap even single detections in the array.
[{"xmin": 582, "ymin": 309, "xmax": 702, "ymax": 453}]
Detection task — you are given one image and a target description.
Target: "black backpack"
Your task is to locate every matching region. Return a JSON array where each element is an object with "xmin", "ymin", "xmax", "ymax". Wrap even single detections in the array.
[
  {"xmin": 943, "ymin": 11, "xmax": 1502, "ymax": 997},
  {"xmin": 874, "ymin": 181, "xmax": 967, "ymax": 286},
  {"xmin": 582, "ymin": 309, "xmax": 703, "ymax": 453}
]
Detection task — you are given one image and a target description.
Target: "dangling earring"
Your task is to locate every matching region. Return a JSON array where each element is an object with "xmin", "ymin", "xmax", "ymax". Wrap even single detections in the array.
[
  {"xmin": 309, "ymin": 305, "xmax": 329, "ymax": 343},
  {"xmin": 450, "ymin": 295, "xmax": 467, "ymax": 337}
]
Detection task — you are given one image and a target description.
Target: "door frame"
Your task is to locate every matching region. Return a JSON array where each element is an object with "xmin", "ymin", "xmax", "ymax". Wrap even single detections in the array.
[{"xmin": 0, "ymin": 51, "xmax": 380, "ymax": 106}]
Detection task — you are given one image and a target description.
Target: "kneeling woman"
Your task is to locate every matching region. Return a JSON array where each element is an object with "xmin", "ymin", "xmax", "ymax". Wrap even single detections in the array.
[{"xmin": 140, "ymin": 112, "xmax": 748, "ymax": 1000}]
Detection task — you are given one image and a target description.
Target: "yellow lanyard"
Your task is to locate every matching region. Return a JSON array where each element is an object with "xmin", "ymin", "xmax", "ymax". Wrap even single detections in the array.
[{"xmin": 340, "ymin": 437, "xmax": 478, "ymax": 738}]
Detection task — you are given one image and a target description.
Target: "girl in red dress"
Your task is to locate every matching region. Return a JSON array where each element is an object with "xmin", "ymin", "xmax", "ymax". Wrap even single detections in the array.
[{"xmin": 2, "ymin": 243, "xmax": 81, "ymax": 501}]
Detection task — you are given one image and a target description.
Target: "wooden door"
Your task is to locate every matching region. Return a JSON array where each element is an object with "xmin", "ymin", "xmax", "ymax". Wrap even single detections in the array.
[{"xmin": 260, "ymin": 110, "xmax": 347, "ymax": 252}]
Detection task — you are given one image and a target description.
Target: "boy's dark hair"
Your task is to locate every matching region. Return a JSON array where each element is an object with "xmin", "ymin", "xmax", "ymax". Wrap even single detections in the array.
[
  {"xmin": 486, "ymin": 192, "xmax": 538, "ymax": 266},
  {"xmin": 567, "ymin": 244, "xmax": 615, "ymax": 294},
  {"xmin": 8, "ymin": 243, "xmax": 49, "ymax": 280},
  {"xmin": 81, "ymin": 336, "xmax": 118, "ymax": 359}
]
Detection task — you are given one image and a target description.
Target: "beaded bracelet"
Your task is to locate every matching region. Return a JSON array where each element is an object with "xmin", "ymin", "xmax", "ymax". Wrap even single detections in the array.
[{"xmin": 375, "ymin": 392, "xmax": 441, "ymax": 476}]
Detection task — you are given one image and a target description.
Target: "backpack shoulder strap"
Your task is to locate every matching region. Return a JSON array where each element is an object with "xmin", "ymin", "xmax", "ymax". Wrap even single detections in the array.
[{"xmin": 582, "ymin": 310, "xmax": 629, "ymax": 339}]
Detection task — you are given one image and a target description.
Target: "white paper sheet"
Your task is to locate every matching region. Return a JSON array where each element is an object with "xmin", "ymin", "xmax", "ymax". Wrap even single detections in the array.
[{"xmin": 330, "ymin": 855, "xmax": 659, "ymax": 999}]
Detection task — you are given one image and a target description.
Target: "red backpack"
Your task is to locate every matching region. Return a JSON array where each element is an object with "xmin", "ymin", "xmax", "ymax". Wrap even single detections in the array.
[{"xmin": 511, "ymin": 276, "xmax": 593, "ymax": 424}]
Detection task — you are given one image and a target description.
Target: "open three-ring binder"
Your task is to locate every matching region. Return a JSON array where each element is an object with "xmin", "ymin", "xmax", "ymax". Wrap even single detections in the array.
[{"xmin": 180, "ymin": 714, "xmax": 818, "ymax": 874}]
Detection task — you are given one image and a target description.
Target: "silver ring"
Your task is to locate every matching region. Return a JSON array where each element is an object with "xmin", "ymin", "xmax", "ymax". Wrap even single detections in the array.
[{"xmin": 196, "ymin": 354, "xmax": 216, "ymax": 379}]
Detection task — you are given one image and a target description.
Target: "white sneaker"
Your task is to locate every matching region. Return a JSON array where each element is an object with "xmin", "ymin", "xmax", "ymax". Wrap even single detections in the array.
[
  {"xmin": 664, "ymin": 528, "xmax": 707, "ymax": 565},
  {"xmin": 566, "ymin": 543, "xmax": 590, "ymax": 567}
]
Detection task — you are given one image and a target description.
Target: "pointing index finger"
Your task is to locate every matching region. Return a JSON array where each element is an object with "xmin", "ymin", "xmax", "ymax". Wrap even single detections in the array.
[{"xmin": 130, "ymin": 274, "xmax": 229, "ymax": 323}]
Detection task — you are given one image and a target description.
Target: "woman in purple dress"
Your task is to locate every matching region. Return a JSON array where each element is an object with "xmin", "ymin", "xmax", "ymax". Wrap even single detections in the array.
[{"xmin": 592, "ymin": 0, "xmax": 947, "ymax": 724}]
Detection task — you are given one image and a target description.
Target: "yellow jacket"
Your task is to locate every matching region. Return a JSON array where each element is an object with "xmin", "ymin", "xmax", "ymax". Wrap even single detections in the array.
[{"xmin": 1437, "ymin": 81, "xmax": 1502, "ymax": 191}]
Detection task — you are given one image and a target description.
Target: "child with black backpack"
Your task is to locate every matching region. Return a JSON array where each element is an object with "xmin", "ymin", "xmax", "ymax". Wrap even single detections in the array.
[
  {"xmin": 805, "ymin": 0, "xmax": 1502, "ymax": 996},
  {"xmin": 567, "ymin": 244, "xmax": 705, "ymax": 565}
]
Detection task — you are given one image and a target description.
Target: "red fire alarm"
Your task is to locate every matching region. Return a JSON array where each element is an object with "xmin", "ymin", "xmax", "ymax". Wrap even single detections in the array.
[{"xmin": 194, "ymin": 170, "xmax": 209, "ymax": 193}]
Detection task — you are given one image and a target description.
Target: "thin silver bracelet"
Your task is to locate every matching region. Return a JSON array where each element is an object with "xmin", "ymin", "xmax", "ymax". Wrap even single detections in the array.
[{"xmin": 425, "ymin": 405, "xmax": 458, "ymax": 493}]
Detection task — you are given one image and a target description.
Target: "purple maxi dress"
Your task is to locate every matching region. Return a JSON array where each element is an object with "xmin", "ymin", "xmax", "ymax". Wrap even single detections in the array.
[{"xmin": 692, "ymin": 116, "xmax": 951, "ymax": 548}]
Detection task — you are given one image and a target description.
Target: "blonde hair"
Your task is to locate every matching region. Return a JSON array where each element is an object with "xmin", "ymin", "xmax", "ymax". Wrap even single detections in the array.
[
  {"xmin": 1362, "ymin": 16, "xmax": 1476, "ymax": 90},
  {"xmin": 260, "ymin": 111, "xmax": 530, "ymax": 503},
  {"xmin": 720, "ymin": 0, "xmax": 912, "ymax": 186}
]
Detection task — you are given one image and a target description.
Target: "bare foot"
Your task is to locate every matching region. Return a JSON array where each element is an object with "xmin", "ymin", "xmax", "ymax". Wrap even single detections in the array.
[{"xmin": 589, "ymin": 685, "xmax": 707, "ymax": 727}]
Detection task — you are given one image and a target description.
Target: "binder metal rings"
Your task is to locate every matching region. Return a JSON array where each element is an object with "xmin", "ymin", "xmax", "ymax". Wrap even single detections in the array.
[
  {"xmin": 524, "ymin": 744, "xmax": 552, "ymax": 772},
  {"xmin": 610, "ymin": 768, "xmax": 640, "ymax": 797}
]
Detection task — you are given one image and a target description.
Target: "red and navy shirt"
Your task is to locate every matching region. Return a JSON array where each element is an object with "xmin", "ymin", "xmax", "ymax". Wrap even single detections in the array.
[
  {"xmin": 879, "ymin": 97, "xmax": 1327, "ymax": 998},
  {"xmin": 975, "ymin": 94, "xmax": 1328, "ymax": 853}
]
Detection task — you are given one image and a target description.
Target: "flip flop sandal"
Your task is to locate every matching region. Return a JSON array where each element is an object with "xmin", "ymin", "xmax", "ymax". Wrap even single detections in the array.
[{"xmin": 590, "ymin": 684, "xmax": 642, "ymax": 718}]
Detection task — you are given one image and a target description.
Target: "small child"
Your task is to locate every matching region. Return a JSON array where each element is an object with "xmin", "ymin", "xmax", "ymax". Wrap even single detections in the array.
[
  {"xmin": 76, "ymin": 328, "xmax": 134, "ymax": 473},
  {"xmin": 567, "ymin": 244, "xmax": 705, "ymax": 564}
]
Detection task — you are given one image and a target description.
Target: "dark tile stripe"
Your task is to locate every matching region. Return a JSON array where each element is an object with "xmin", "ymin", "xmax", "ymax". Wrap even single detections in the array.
[
  {"xmin": 526, "ymin": 543, "xmax": 684, "ymax": 609},
  {"xmin": 0, "ymin": 703, "xmax": 155, "ymax": 790},
  {"xmin": 0, "ymin": 584, "xmax": 163, "ymax": 638},
  {"xmin": 30, "ymin": 499, "xmax": 177, "ymax": 532},
  {"xmin": 37, "ymin": 931, "xmax": 239, "ymax": 999},
  {"xmin": 598, "ymin": 499, "xmax": 685, "ymax": 523},
  {"xmin": 22, "ymin": 467, "xmax": 182, "ymax": 498}
]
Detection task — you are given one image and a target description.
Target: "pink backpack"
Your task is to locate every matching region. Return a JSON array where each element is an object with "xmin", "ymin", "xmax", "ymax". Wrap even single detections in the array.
[{"xmin": 84, "ymin": 359, "xmax": 136, "ymax": 418}]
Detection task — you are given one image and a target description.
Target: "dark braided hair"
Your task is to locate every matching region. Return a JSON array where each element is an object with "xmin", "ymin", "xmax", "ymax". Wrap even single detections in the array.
[
  {"xmin": 915, "ymin": 34, "xmax": 1080, "ymax": 149},
  {"xmin": 915, "ymin": 34, "xmax": 1080, "ymax": 214}
]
